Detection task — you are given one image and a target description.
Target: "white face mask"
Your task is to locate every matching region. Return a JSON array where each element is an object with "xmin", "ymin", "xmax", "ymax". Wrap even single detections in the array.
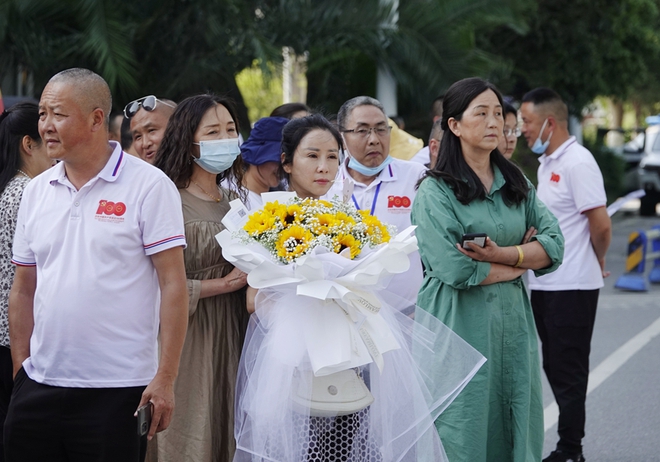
[
  {"xmin": 192, "ymin": 138, "xmax": 240, "ymax": 174},
  {"xmin": 531, "ymin": 118, "xmax": 553, "ymax": 155},
  {"xmin": 347, "ymin": 154, "xmax": 393, "ymax": 177},
  {"xmin": 341, "ymin": 134, "xmax": 392, "ymax": 177}
]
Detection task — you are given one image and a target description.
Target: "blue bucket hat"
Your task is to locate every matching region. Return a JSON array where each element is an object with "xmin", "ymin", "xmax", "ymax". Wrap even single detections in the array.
[{"xmin": 241, "ymin": 117, "xmax": 290, "ymax": 165}]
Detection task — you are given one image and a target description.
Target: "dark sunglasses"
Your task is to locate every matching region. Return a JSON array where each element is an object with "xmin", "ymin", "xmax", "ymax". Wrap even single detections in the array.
[{"xmin": 123, "ymin": 95, "xmax": 175, "ymax": 118}]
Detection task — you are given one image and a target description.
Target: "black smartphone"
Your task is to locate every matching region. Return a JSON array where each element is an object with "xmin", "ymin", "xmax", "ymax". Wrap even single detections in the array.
[
  {"xmin": 137, "ymin": 402, "xmax": 152, "ymax": 437},
  {"xmin": 461, "ymin": 233, "xmax": 487, "ymax": 249}
]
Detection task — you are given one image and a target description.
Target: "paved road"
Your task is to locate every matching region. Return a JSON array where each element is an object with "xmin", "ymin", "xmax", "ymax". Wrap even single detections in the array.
[{"xmin": 540, "ymin": 210, "xmax": 660, "ymax": 461}]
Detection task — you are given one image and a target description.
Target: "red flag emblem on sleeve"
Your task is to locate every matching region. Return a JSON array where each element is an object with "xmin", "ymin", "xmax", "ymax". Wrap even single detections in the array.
[{"xmin": 550, "ymin": 172, "xmax": 560, "ymax": 183}]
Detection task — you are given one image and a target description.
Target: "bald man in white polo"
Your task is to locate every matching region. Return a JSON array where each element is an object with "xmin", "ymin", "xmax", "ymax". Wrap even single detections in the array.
[{"xmin": 6, "ymin": 68, "xmax": 188, "ymax": 462}]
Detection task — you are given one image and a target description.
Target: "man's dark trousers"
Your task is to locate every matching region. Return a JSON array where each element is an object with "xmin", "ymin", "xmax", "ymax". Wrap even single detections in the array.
[
  {"xmin": 4, "ymin": 368, "xmax": 147, "ymax": 462},
  {"xmin": 531, "ymin": 289, "xmax": 599, "ymax": 455}
]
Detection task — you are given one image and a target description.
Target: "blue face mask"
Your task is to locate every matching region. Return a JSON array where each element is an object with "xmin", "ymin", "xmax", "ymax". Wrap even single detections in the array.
[
  {"xmin": 193, "ymin": 138, "xmax": 240, "ymax": 174},
  {"xmin": 531, "ymin": 118, "xmax": 553, "ymax": 155},
  {"xmin": 347, "ymin": 154, "xmax": 394, "ymax": 177}
]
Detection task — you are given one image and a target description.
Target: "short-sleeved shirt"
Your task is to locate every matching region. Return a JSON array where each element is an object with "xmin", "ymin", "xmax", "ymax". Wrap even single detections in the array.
[
  {"xmin": 324, "ymin": 158, "xmax": 426, "ymax": 305},
  {"xmin": 12, "ymin": 141, "xmax": 186, "ymax": 388},
  {"xmin": 528, "ymin": 137, "xmax": 607, "ymax": 291},
  {"xmin": 0, "ymin": 175, "xmax": 31, "ymax": 347}
]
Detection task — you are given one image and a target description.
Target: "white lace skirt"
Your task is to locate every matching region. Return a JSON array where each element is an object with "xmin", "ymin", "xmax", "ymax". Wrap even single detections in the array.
[{"xmin": 232, "ymin": 288, "xmax": 485, "ymax": 462}]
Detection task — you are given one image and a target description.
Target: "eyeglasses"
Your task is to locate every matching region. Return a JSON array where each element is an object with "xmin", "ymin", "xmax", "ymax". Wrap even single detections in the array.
[
  {"xmin": 123, "ymin": 95, "xmax": 175, "ymax": 118},
  {"xmin": 504, "ymin": 127, "xmax": 521, "ymax": 137},
  {"xmin": 342, "ymin": 126, "xmax": 392, "ymax": 138}
]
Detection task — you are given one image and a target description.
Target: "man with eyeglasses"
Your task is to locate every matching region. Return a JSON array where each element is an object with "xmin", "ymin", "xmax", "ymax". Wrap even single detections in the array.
[
  {"xmin": 324, "ymin": 96, "xmax": 426, "ymax": 306},
  {"xmin": 126, "ymin": 95, "xmax": 176, "ymax": 164}
]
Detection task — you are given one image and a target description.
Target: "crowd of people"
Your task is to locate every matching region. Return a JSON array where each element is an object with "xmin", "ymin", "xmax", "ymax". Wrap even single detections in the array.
[{"xmin": 0, "ymin": 67, "xmax": 611, "ymax": 462}]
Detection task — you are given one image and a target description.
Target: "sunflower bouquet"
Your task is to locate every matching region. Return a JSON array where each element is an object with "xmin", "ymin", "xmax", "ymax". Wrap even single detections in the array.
[
  {"xmin": 241, "ymin": 196, "xmax": 394, "ymax": 264},
  {"xmin": 217, "ymin": 191, "xmax": 418, "ymax": 376}
]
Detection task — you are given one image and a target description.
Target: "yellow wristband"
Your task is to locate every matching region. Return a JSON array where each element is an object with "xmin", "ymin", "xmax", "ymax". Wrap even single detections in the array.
[{"xmin": 514, "ymin": 245, "xmax": 524, "ymax": 268}]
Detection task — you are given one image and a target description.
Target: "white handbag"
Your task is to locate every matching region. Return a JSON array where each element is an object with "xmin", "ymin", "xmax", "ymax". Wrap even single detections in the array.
[{"xmin": 292, "ymin": 368, "xmax": 374, "ymax": 417}]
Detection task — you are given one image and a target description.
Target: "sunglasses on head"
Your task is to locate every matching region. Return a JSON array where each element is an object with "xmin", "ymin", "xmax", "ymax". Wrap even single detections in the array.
[{"xmin": 123, "ymin": 95, "xmax": 175, "ymax": 118}]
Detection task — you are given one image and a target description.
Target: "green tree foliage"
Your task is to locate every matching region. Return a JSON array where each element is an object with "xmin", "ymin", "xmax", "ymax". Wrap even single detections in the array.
[
  {"xmin": 481, "ymin": 0, "xmax": 660, "ymax": 113},
  {"xmin": 302, "ymin": 0, "xmax": 530, "ymax": 115},
  {"xmin": 0, "ymin": 0, "xmax": 137, "ymax": 95},
  {"xmin": 0, "ymin": 0, "xmax": 528, "ymax": 124}
]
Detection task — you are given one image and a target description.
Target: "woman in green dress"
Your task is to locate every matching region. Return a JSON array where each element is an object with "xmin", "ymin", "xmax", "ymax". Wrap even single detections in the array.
[{"xmin": 411, "ymin": 77, "xmax": 564, "ymax": 462}]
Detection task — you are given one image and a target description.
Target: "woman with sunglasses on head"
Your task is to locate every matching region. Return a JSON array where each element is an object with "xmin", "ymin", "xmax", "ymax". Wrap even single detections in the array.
[
  {"xmin": 411, "ymin": 78, "xmax": 564, "ymax": 461},
  {"xmin": 153, "ymin": 95, "xmax": 249, "ymax": 462},
  {"xmin": 0, "ymin": 102, "xmax": 54, "ymax": 460}
]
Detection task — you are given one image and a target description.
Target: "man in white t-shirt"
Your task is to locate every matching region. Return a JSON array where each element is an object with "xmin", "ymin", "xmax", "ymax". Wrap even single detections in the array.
[
  {"xmin": 324, "ymin": 96, "xmax": 426, "ymax": 306},
  {"xmin": 521, "ymin": 88, "xmax": 612, "ymax": 462},
  {"xmin": 6, "ymin": 68, "xmax": 188, "ymax": 462}
]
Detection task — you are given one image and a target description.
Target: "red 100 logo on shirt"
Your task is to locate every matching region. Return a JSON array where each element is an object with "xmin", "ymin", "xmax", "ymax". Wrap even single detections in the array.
[
  {"xmin": 96, "ymin": 200, "xmax": 127, "ymax": 216},
  {"xmin": 388, "ymin": 195, "xmax": 411, "ymax": 208}
]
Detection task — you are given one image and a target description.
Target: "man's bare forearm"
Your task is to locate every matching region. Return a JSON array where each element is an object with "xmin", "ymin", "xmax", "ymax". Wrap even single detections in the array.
[{"xmin": 8, "ymin": 266, "xmax": 37, "ymax": 376}]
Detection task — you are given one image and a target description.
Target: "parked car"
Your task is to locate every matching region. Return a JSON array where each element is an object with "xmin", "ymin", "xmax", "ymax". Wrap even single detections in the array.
[{"xmin": 622, "ymin": 122, "xmax": 660, "ymax": 216}]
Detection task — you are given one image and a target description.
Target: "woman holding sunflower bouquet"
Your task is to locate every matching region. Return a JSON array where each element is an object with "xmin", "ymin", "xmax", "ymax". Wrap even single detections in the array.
[{"xmin": 229, "ymin": 115, "xmax": 485, "ymax": 462}]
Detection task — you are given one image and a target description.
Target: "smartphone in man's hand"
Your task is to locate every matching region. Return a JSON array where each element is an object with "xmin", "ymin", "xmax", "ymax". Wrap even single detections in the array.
[{"xmin": 137, "ymin": 402, "xmax": 152, "ymax": 437}]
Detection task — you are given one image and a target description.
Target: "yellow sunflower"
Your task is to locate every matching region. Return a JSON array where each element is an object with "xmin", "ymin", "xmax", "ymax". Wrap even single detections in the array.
[
  {"xmin": 244, "ymin": 211, "xmax": 276, "ymax": 236},
  {"xmin": 263, "ymin": 202, "xmax": 287, "ymax": 223},
  {"xmin": 263, "ymin": 201, "xmax": 283, "ymax": 214},
  {"xmin": 335, "ymin": 211, "xmax": 356, "ymax": 229},
  {"xmin": 362, "ymin": 214, "xmax": 391, "ymax": 244},
  {"xmin": 276, "ymin": 225, "xmax": 313, "ymax": 261},
  {"xmin": 283, "ymin": 204, "xmax": 303, "ymax": 225},
  {"xmin": 333, "ymin": 234, "xmax": 361, "ymax": 259},
  {"xmin": 313, "ymin": 213, "xmax": 338, "ymax": 235}
]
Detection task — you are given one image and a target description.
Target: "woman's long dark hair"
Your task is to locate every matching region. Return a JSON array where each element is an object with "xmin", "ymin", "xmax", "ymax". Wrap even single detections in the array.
[
  {"xmin": 419, "ymin": 77, "xmax": 529, "ymax": 206},
  {"xmin": 0, "ymin": 102, "xmax": 41, "ymax": 193},
  {"xmin": 155, "ymin": 94, "xmax": 246, "ymax": 201}
]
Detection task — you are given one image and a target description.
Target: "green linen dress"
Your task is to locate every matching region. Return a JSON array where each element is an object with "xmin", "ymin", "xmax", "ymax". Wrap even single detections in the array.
[{"xmin": 411, "ymin": 166, "xmax": 564, "ymax": 462}]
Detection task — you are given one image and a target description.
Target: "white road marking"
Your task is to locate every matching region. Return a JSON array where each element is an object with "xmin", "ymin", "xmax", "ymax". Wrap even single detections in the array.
[{"xmin": 544, "ymin": 315, "xmax": 660, "ymax": 432}]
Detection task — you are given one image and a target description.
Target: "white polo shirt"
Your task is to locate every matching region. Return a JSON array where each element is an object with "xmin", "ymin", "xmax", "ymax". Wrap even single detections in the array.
[
  {"xmin": 528, "ymin": 136, "xmax": 606, "ymax": 291},
  {"xmin": 324, "ymin": 158, "xmax": 426, "ymax": 305},
  {"xmin": 12, "ymin": 141, "xmax": 186, "ymax": 388},
  {"xmin": 410, "ymin": 146, "xmax": 430, "ymax": 166}
]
